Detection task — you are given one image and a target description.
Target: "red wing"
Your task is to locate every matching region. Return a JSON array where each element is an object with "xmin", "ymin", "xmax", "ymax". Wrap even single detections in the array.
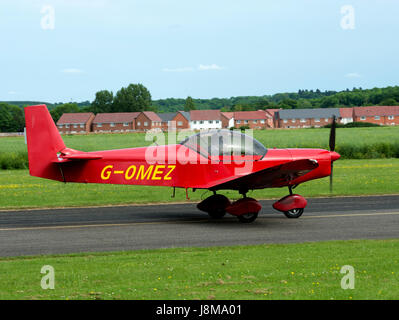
[{"xmin": 210, "ymin": 159, "xmax": 319, "ymax": 191}]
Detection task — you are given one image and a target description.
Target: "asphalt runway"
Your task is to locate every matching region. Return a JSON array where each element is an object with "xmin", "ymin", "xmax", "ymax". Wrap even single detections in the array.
[{"xmin": 0, "ymin": 195, "xmax": 398, "ymax": 257}]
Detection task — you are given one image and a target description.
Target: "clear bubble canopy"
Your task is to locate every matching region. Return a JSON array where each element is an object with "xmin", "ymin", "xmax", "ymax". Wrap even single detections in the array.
[{"xmin": 180, "ymin": 129, "xmax": 267, "ymax": 157}]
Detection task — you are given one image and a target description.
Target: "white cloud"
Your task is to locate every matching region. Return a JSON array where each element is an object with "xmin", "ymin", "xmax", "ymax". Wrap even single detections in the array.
[
  {"xmin": 61, "ymin": 68, "xmax": 84, "ymax": 74},
  {"xmin": 8, "ymin": 91, "xmax": 17, "ymax": 95},
  {"xmin": 345, "ymin": 72, "xmax": 361, "ymax": 78},
  {"xmin": 198, "ymin": 64, "xmax": 223, "ymax": 71},
  {"xmin": 162, "ymin": 67, "xmax": 195, "ymax": 72},
  {"xmin": 162, "ymin": 64, "xmax": 224, "ymax": 73}
]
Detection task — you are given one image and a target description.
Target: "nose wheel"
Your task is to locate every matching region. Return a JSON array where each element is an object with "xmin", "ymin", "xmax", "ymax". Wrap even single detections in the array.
[
  {"xmin": 273, "ymin": 191, "xmax": 307, "ymax": 219},
  {"xmin": 283, "ymin": 208, "xmax": 304, "ymax": 219}
]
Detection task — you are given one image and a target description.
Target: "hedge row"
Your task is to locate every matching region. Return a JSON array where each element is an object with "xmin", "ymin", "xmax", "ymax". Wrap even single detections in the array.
[
  {"xmin": 0, "ymin": 152, "xmax": 28, "ymax": 170},
  {"xmin": 323, "ymin": 122, "xmax": 381, "ymax": 128},
  {"xmin": 335, "ymin": 143, "xmax": 399, "ymax": 159}
]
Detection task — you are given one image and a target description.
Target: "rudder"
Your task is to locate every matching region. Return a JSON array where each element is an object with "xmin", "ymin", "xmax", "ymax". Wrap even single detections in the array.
[{"xmin": 24, "ymin": 105, "xmax": 66, "ymax": 180}]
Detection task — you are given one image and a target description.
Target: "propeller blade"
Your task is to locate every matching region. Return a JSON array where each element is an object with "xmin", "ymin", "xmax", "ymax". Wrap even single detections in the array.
[
  {"xmin": 329, "ymin": 115, "xmax": 337, "ymax": 193},
  {"xmin": 329, "ymin": 115, "xmax": 336, "ymax": 152}
]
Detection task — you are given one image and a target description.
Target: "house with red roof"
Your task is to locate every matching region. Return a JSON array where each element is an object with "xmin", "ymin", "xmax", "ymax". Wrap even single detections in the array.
[
  {"xmin": 190, "ymin": 109, "xmax": 276, "ymax": 130},
  {"xmin": 264, "ymin": 109, "xmax": 280, "ymax": 128},
  {"xmin": 57, "ymin": 113, "xmax": 95, "ymax": 134},
  {"xmin": 190, "ymin": 110, "xmax": 222, "ymax": 130},
  {"xmin": 221, "ymin": 112, "xmax": 234, "ymax": 129},
  {"xmin": 339, "ymin": 108, "xmax": 354, "ymax": 124},
  {"xmin": 157, "ymin": 111, "xmax": 191, "ymax": 131},
  {"xmin": 233, "ymin": 110, "xmax": 272, "ymax": 129},
  {"xmin": 135, "ymin": 111, "xmax": 162, "ymax": 131},
  {"xmin": 92, "ymin": 112, "xmax": 140, "ymax": 132},
  {"xmin": 353, "ymin": 106, "xmax": 399, "ymax": 126}
]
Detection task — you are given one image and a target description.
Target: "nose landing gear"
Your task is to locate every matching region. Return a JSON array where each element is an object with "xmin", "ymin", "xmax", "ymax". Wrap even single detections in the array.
[
  {"xmin": 273, "ymin": 187, "xmax": 307, "ymax": 219},
  {"xmin": 283, "ymin": 208, "xmax": 304, "ymax": 219}
]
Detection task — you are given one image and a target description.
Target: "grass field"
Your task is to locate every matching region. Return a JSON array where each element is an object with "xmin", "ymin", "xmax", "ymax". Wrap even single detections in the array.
[
  {"xmin": 0, "ymin": 239, "xmax": 398, "ymax": 300},
  {"xmin": 0, "ymin": 126, "xmax": 398, "ymax": 152},
  {"xmin": 1, "ymin": 126, "xmax": 399, "ymax": 169},
  {"xmin": 0, "ymin": 159, "xmax": 398, "ymax": 210}
]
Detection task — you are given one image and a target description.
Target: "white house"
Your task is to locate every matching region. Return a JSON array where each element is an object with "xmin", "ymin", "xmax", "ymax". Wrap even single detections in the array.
[{"xmin": 189, "ymin": 110, "xmax": 223, "ymax": 130}]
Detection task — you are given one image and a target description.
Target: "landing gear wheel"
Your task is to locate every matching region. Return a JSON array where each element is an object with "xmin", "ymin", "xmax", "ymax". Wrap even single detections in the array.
[
  {"xmin": 208, "ymin": 209, "xmax": 226, "ymax": 219},
  {"xmin": 237, "ymin": 212, "xmax": 258, "ymax": 223},
  {"xmin": 198, "ymin": 194, "xmax": 230, "ymax": 219},
  {"xmin": 283, "ymin": 208, "xmax": 304, "ymax": 219}
]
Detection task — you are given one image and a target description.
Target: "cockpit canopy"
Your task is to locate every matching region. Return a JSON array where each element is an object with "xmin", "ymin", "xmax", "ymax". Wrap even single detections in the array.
[{"xmin": 180, "ymin": 129, "xmax": 267, "ymax": 158}]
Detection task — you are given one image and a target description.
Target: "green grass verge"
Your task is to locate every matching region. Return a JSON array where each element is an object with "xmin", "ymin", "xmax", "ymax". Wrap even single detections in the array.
[
  {"xmin": 0, "ymin": 240, "xmax": 398, "ymax": 300},
  {"xmin": 0, "ymin": 159, "xmax": 398, "ymax": 210}
]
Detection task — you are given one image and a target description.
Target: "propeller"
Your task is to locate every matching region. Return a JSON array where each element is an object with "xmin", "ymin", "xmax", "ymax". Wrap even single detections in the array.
[{"xmin": 329, "ymin": 116, "xmax": 337, "ymax": 192}]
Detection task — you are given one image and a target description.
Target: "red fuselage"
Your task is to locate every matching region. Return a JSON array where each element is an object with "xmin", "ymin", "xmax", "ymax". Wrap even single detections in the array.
[{"xmin": 52, "ymin": 145, "xmax": 337, "ymax": 190}]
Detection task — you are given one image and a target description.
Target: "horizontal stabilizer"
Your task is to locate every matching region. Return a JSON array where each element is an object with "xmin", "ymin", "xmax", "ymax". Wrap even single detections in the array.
[
  {"xmin": 53, "ymin": 148, "xmax": 103, "ymax": 162},
  {"xmin": 61, "ymin": 153, "xmax": 103, "ymax": 160}
]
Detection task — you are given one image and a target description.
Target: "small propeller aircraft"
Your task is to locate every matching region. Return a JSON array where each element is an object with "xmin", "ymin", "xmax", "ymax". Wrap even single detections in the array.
[{"xmin": 25, "ymin": 105, "xmax": 340, "ymax": 223}]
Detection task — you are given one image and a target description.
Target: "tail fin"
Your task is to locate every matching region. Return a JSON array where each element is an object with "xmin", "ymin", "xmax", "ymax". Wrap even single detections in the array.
[{"xmin": 24, "ymin": 105, "xmax": 66, "ymax": 180}]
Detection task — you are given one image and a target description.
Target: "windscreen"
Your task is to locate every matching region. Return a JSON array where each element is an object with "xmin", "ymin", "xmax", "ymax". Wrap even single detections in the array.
[{"xmin": 180, "ymin": 129, "xmax": 267, "ymax": 158}]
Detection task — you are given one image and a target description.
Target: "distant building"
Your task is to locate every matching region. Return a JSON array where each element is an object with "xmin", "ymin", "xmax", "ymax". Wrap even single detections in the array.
[
  {"xmin": 58, "ymin": 104, "xmax": 399, "ymax": 134},
  {"xmin": 92, "ymin": 112, "xmax": 140, "ymax": 132},
  {"xmin": 189, "ymin": 110, "xmax": 222, "ymax": 130},
  {"xmin": 221, "ymin": 112, "xmax": 234, "ymax": 129},
  {"xmin": 135, "ymin": 111, "xmax": 162, "ymax": 131},
  {"xmin": 157, "ymin": 111, "xmax": 191, "ymax": 130},
  {"xmin": 174, "ymin": 111, "xmax": 191, "ymax": 130},
  {"xmin": 233, "ymin": 111, "xmax": 272, "ymax": 129},
  {"xmin": 339, "ymin": 108, "xmax": 354, "ymax": 124},
  {"xmin": 353, "ymin": 106, "xmax": 399, "ymax": 126},
  {"xmin": 157, "ymin": 112, "xmax": 177, "ymax": 131},
  {"xmin": 277, "ymin": 108, "xmax": 340, "ymax": 128},
  {"xmin": 264, "ymin": 109, "xmax": 281, "ymax": 128},
  {"xmin": 57, "ymin": 113, "xmax": 95, "ymax": 134}
]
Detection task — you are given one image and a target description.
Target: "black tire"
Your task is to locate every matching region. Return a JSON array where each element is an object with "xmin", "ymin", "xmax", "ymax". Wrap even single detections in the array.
[
  {"xmin": 283, "ymin": 208, "xmax": 304, "ymax": 219},
  {"xmin": 237, "ymin": 212, "xmax": 258, "ymax": 223},
  {"xmin": 198, "ymin": 194, "xmax": 230, "ymax": 219},
  {"xmin": 208, "ymin": 209, "xmax": 227, "ymax": 219}
]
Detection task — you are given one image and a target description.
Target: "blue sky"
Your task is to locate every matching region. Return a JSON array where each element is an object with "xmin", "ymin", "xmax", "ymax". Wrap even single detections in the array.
[{"xmin": 1, "ymin": 0, "xmax": 398, "ymax": 102}]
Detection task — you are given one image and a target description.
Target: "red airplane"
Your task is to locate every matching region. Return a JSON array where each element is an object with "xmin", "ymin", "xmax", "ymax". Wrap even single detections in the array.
[{"xmin": 24, "ymin": 105, "xmax": 340, "ymax": 223}]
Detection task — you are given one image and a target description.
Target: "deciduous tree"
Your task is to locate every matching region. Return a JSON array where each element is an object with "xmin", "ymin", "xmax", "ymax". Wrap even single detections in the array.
[{"xmin": 112, "ymin": 83, "xmax": 151, "ymax": 112}]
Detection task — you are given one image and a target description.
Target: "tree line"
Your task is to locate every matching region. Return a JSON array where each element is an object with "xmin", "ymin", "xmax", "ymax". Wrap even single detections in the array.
[
  {"xmin": 1, "ymin": 84, "xmax": 399, "ymax": 132},
  {"xmin": 152, "ymin": 86, "xmax": 399, "ymax": 112},
  {"xmin": 0, "ymin": 103, "xmax": 25, "ymax": 132},
  {"xmin": 49, "ymin": 84, "xmax": 196, "ymax": 123}
]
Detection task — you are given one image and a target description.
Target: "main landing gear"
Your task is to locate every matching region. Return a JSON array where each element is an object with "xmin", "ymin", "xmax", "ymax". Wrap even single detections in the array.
[
  {"xmin": 197, "ymin": 189, "xmax": 262, "ymax": 223},
  {"xmin": 197, "ymin": 186, "xmax": 308, "ymax": 223}
]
